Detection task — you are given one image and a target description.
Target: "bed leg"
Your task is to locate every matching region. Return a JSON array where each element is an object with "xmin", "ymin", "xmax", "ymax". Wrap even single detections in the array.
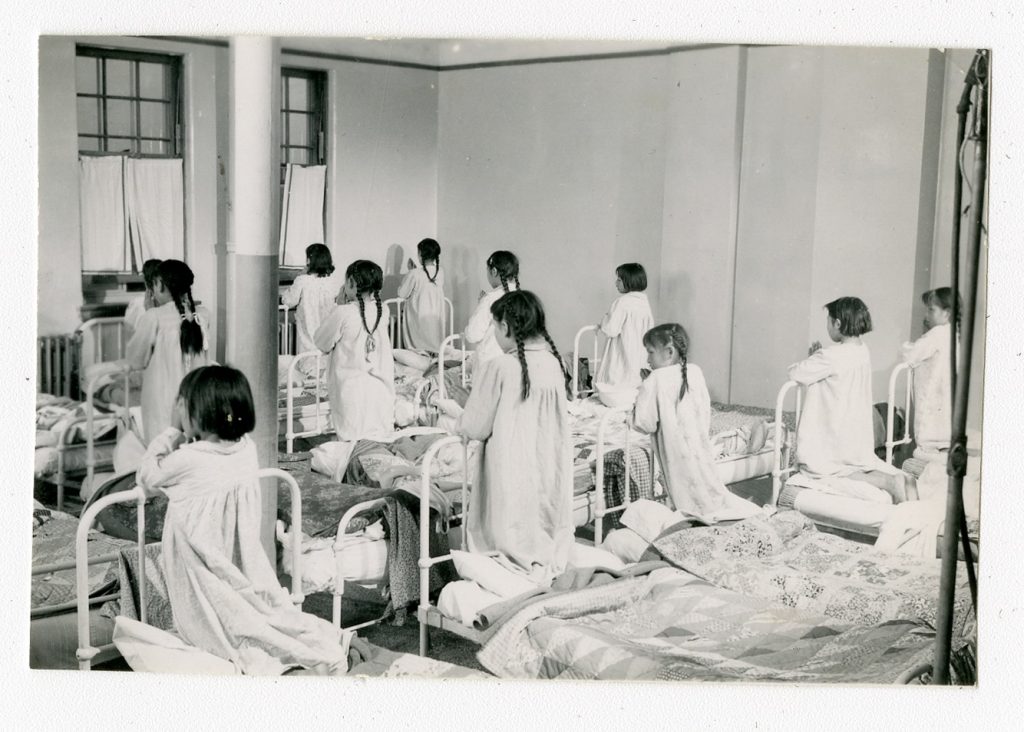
[{"xmin": 419, "ymin": 621, "xmax": 428, "ymax": 657}]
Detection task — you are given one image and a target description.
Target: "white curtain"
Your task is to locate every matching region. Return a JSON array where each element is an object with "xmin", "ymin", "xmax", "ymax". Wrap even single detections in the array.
[
  {"xmin": 279, "ymin": 164, "xmax": 327, "ymax": 267},
  {"xmin": 79, "ymin": 156, "xmax": 128, "ymax": 271},
  {"xmin": 126, "ymin": 158, "xmax": 185, "ymax": 263}
]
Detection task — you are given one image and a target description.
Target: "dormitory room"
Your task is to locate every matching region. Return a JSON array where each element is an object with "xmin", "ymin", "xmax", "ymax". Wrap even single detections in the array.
[{"xmin": 32, "ymin": 36, "xmax": 987, "ymax": 683}]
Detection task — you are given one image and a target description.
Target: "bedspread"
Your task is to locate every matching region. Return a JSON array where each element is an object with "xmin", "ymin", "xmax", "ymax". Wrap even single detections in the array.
[
  {"xmin": 32, "ymin": 508, "xmax": 133, "ymax": 611},
  {"xmin": 651, "ymin": 510, "xmax": 976, "ymax": 654},
  {"xmin": 477, "ymin": 566, "xmax": 942, "ymax": 682}
]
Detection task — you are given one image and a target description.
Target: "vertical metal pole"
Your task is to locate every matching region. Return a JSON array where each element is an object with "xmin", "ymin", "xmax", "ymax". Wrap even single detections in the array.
[{"xmin": 933, "ymin": 50, "xmax": 986, "ymax": 685}]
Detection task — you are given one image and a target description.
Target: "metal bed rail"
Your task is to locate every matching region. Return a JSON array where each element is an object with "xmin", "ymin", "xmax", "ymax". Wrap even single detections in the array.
[
  {"xmin": 770, "ymin": 380, "xmax": 803, "ymax": 507},
  {"xmin": 886, "ymin": 362, "xmax": 914, "ymax": 464},
  {"xmin": 571, "ymin": 325, "xmax": 605, "ymax": 401},
  {"xmin": 284, "ymin": 351, "xmax": 333, "ymax": 453}
]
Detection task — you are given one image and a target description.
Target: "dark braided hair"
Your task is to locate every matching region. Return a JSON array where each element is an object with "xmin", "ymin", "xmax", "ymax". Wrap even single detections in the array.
[
  {"xmin": 490, "ymin": 290, "xmax": 571, "ymax": 401},
  {"xmin": 486, "ymin": 250, "xmax": 520, "ymax": 294},
  {"xmin": 345, "ymin": 260, "xmax": 384, "ymax": 336},
  {"xmin": 417, "ymin": 238, "xmax": 442, "ymax": 285},
  {"xmin": 643, "ymin": 323, "xmax": 691, "ymax": 400},
  {"xmin": 157, "ymin": 259, "xmax": 204, "ymax": 359}
]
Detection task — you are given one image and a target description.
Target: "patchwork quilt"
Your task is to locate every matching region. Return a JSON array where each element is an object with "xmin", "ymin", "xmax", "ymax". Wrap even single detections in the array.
[
  {"xmin": 477, "ymin": 567, "xmax": 941, "ymax": 682},
  {"xmin": 650, "ymin": 510, "xmax": 976, "ymax": 654},
  {"xmin": 32, "ymin": 508, "xmax": 132, "ymax": 611}
]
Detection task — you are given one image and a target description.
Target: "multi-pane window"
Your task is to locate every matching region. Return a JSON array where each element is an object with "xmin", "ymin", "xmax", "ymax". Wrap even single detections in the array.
[
  {"xmin": 281, "ymin": 68, "xmax": 326, "ymax": 172},
  {"xmin": 76, "ymin": 47, "xmax": 182, "ymax": 157}
]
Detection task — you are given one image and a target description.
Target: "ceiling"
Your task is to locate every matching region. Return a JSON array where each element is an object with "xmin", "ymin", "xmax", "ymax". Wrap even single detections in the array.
[{"xmin": 276, "ymin": 37, "xmax": 692, "ymax": 67}]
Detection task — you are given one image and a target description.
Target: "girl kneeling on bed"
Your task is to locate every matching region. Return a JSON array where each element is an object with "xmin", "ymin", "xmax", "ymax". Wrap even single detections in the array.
[
  {"xmin": 437, "ymin": 290, "xmax": 574, "ymax": 577},
  {"xmin": 135, "ymin": 365, "xmax": 368, "ymax": 675},
  {"xmin": 314, "ymin": 259, "xmax": 395, "ymax": 441},
  {"xmin": 633, "ymin": 324, "xmax": 760, "ymax": 522},
  {"xmin": 899, "ymin": 287, "xmax": 960, "ymax": 459},
  {"xmin": 788, "ymin": 296, "xmax": 912, "ymax": 503}
]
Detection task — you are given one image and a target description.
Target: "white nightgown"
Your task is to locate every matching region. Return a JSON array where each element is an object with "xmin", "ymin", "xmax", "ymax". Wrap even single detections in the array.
[
  {"xmin": 455, "ymin": 343, "xmax": 573, "ymax": 574},
  {"xmin": 633, "ymin": 363, "xmax": 759, "ymax": 521},
  {"xmin": 136, "ymin": 428, "xmax": 352, "ymax": 675},
  {"xmin": 900, "ymin": 322, "xmax": 956, "ymax": 453},
  {"xmin": 465, "ymin": 284, "xmax": 518, "ymax": 377},
  {"xmin": 595, "ymin": 292, "xmax": 654, "ymax": 391},
  {"xmin": 125, "ymin": 301, "xmax": 211, "ymax": 445},
  {"xmin": 787, "ymin": 341, "xmax": 898, "ymax": 478},
  {"xmin": 398, "ymin": 266, "xmax": 446, "ymax": 351},
  {"xmin": 314, "ymin": 299, "xmax": 395, "ymax": 441},
  {"xmin": 281, "ymin": 272, "xmax": 343, "ymax": 356}
]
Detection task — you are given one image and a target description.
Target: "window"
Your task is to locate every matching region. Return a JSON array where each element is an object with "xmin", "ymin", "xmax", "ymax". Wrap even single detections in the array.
[
  {"xmin": 281, "ymin": 68, "xmax": 326, "ymax": 176},
  {"xmin": 76, "ymin": 46, "xmax": 182, "ymax": 157}
]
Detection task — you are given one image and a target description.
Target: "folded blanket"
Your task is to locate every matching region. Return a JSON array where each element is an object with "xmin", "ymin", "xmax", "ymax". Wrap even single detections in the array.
[{"xmin": 472, "ymin": 561, "xmax": 671, "ymax": 640}]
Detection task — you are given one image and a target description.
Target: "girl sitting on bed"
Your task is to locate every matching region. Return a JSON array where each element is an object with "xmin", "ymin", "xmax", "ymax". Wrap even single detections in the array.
[
  {"xmin": 132, "ymin": 365, "xmax": 366, "ymax": 675},
  {"xmin": 633, "ymin": 323, "xmax": 760, "ymax": 522},
  {"xmin": 125, "ymin": 259, "xmax": 211, "ymax": 445},
  {"xmin": 314, "ymin": 259, "xmax": 395, "ymax": 441},
  {"xmin": 465, "ymin": 250, "xmax": 521, "ymax": 378},
  {"xmin": 899, "ymin": 287, "xmax": 960, "ymax": 458},
  {"xmin": 788, "ymin": 296, "xmax": 911, "ymax": 503},
  {"xmin": 593, "ymin": 262, "xmax": 654, "ymax": 403},
  {"xmin": 437, "ymin": 290, "xmax": 574, "ymax": 577},
  {"xmin": 399, "ymin": 237, "xmax": 446, "ymax": 352},
  {"xmin": 280, "ymin": 243, "xmax": 342, "ymax": 365}
]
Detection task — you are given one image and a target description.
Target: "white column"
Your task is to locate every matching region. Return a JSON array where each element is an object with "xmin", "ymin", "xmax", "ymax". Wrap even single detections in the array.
[{"xmin": 227, "ymin": 37, "xmax": 281, "ymax": 560}]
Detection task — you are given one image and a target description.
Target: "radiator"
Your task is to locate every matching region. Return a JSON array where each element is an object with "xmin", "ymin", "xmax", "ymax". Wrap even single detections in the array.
[{"xmin": 38, "ymin": 334, "xmax": 79, "ymax": 399}]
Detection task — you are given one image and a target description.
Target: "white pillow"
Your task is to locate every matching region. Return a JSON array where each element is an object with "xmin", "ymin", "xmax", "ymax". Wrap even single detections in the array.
[
  {"xmin": 600, "ymin": 529, "xmax": 651, "ymax": 564},
  {"xmin": 451, "ymin": 550, "xmax": 541, "ymax": 599},
  {"xmin": 568, "ymin": 542, "xmax": 626, "ymax": 571},
  {"xmin": 619, "ymin": 499, "xmax": 679, "ymax": 542}
]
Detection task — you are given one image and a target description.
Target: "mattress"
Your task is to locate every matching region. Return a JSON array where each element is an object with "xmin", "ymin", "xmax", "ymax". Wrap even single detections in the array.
[
  {"xmin": 778, "ymin": 482, "xmax": 892, "ymax": 537},
  {"xmin": 35, "ymin": 442, "xmax": 117, "ymax": 479},
  {"xmin": 29, "ymin": 608, "xmax": 117, "ymax": 670}
]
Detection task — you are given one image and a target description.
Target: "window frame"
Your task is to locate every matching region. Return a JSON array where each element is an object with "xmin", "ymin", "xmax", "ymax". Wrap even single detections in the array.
[
  {"xmin": 75, "ymin": 45, "xmax": 183, "ymax": 159},
  {"xmin": 280, "ymin": 66, "xmax": 327, "ymax": 178}
]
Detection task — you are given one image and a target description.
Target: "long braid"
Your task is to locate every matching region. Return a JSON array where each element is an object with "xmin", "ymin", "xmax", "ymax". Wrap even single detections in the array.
[
  {"xmin": 676, "ymin": 330, "xmax": 689, "ymax": 400},
  {"xmin": 499, "ymin": 272, "xmax": 509, "ymax": 293},
  {"xmin": 357, "ymin": 295, "xmax": 369, "ymax": 334},
  {"xmin": 541, "ymin": 329, "xmax": 572, "ymax": 400},
  {"xmin": 513, "ymin": 274, "xmax": 521, "ymax": 291},
  {"xmin": 515, "ymin": 331, "xmax": 530, "ymax": 400},
  {"xmin": 425, "ymin": 258, "xmax": 439, "ymax": 284},
  {"xmin": 372, "ymin": 290, "xmax": 383, "ymax": 334}
]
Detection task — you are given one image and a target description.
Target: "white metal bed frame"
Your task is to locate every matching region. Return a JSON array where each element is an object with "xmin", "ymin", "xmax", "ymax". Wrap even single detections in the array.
[
  {"xmin": 885, "ymin": 362, "xmax": 914, "ymax": 464},
  {"xmin": 435, "ymin": 333, "xmax": 471, "ymax": 401},
  {"xmin": 282, "ymin": 350, "xmax": 436, "ymax": 453},
  {"xmin": 571, "ymin": 325, "xmax": 606, "ymax": 401},
  {"xmin": 69, "ymin": 468, "xmax": 304, "ymax": 671},
  {"xmin": 773, "ymin": 364, "xmax": 917, "ymax": 507},
  {"xmin": 48, "ymin": 317, "xmax": 141, "ymax": 511},
  {"xmin": 384, "ymin": 296, "xmax": 456, "ymax": 351}
]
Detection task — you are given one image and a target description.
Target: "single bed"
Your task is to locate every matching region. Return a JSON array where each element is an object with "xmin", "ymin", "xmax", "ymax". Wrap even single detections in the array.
[
  {"xmin": 65, "ymin": 467, "xmax": 486, "ymax": 678},
  {"xmin": 571, "ymin": 326, "xmax": 784, "ymax": 509},
  {"xmin": 771, "ymin": 379, "xmax": 980, "ymax": 558},
  {"xmin": 475, "ymin": 565, "xmax": 951, "ymax": 683}
]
